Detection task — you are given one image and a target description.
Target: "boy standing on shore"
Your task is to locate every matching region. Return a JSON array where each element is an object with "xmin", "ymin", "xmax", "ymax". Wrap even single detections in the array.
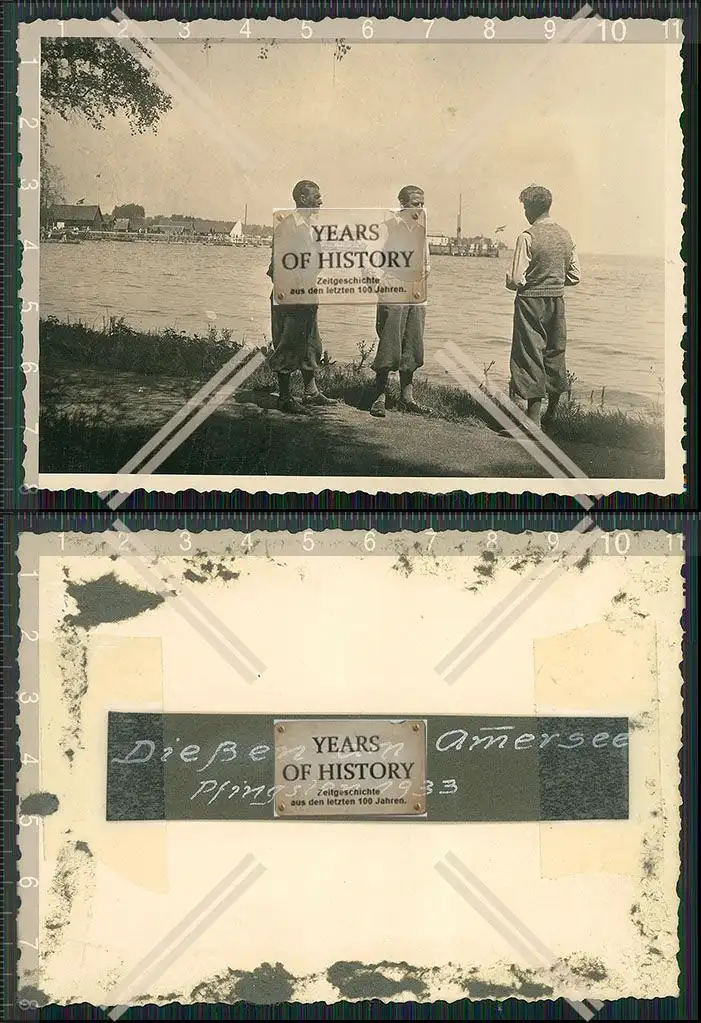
[
  {"xmin": 370, "ymin": 185, "xmax": 432, "ymax": 418},
  {"xmin": 267, "ymin": 179, "xmax": 338, "ymax": 415},
  {"xmin": 506, "ymin": 184, "xmax": 581, "ymax": 429}
]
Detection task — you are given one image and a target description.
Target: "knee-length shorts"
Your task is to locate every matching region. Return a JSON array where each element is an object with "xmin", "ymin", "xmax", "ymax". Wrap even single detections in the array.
[
  {"xmin": 269, "ymin": 297, "xmax": 323, "ymax": 374},
  {"xmin": 372, "ymin": 304, "xmax": 426, "ymax": 374}
]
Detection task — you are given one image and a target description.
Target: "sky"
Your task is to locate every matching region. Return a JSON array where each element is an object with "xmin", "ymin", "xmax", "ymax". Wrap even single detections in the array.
[{"xmin": 45, "ymin": 39, "xmax": 670, "ymax": 255}]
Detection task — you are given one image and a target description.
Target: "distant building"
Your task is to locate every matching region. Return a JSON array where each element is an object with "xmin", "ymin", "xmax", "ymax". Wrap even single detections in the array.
[
  {"xmin": 191, "ymin": 219, "xmax": 236, "ymax": 236},
  {"xmin": 165, "ymin": 219, "xmax": 195, "ymax": 235},
  {"xmin": 133, "ymin": 215, "xmax": 248, "ymax": 241},
  {"xmin": 49, "ymin": 204, "xmax": 104, "ymax": 231},
  {"xmin": 113, "ymin": 218, "xmax": 130, "ymax": 233}
]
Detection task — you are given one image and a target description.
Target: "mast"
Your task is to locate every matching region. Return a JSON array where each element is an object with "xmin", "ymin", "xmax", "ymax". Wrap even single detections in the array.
[{"xmin": 456, "ymin": 192, "xmax": 462, "ymax": 243}]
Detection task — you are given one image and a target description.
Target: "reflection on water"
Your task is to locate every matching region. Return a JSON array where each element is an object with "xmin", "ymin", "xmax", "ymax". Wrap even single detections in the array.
[{"xmin": 40, "ymin": 241, "xmax": 665, "ymax": 409}]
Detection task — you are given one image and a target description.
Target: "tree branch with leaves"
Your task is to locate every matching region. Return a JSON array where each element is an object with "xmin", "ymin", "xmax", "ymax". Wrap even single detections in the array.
[
  {"xmin": 40, "ymin": 38, "xmax": 173, "ymax": 217},
  {"xmin": 41, "ymin": 38, "xmax": 173, "ymax": 133}
]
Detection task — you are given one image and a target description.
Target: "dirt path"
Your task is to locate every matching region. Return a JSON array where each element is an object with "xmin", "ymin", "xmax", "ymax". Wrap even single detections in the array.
[{"xmin": 43, "ymin": 371, "xmax": 662, "ymax": 480}]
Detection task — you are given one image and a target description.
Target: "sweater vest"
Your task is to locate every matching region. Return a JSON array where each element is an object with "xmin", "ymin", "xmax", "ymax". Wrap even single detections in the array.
[{"xmin": 520, "ymin": 220, "xmax": 574, "ymax": 298}]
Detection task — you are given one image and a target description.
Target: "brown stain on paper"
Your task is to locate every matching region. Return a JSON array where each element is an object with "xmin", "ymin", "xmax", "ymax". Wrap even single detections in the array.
[
  {"xmin": 392, "ymin": 553, "xmax": 413, "ymax": 578},
  {"xmin": 65, "ymin": 572, "xmax": 165, "ymax": 628},
  {"xmin": 20, "ymin": 792, "xmax": 60, "ymax": 816},
  {"xmin": 55, "ymin": 625, "xmax": 89, "ymax": 758},
  {"xmin": 43, "ymin": 839, "xmax": 96, "ymax": 958},
  {"xmin": 327, "ymin": 960, "xmax": 429, "ymax": 999},
  {"xmin": 57, "ymin": 570, "xmax": 165, "ymax": 757},
  {"xmin": 182, "ymin": 555, "xmax": 241, "ymax": 584},
  {"xmin": 190, "ymin": 962, "xmax": 295, "ymax": 1004},
  {"xmin": 160, "ymin": 958, "xmax": 602, "ymax": 1004}
]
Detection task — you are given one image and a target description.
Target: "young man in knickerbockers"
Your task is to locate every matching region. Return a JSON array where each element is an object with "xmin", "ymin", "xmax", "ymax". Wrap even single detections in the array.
[
  {"xmin": 267, "ymin": 179, "xmax": 339, "ymax": 415},
  {"xmin": 506, "ymin": 184, "xmax": 581, "ymax": 430},
  {"xmin": 370, "ymin": 185, "xmax": 432, "ymax": 419}
]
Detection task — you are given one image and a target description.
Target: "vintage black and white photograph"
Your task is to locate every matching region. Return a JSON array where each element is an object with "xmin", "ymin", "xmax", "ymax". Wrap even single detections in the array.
[{"xmin": 23, "ymin": 16, "xmax": 684, "ymax": 495}]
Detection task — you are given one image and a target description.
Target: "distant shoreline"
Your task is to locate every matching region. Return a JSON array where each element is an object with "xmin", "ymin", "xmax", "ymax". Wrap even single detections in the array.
[{"xmin": 40, "ymin": 237, "xmax": 664, "ymax": 260}]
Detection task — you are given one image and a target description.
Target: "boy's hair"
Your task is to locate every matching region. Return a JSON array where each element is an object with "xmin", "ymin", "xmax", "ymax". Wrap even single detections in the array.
[
  {"xmin": 519, "ymin": 185, "xmax": 552, "ymax": 217},
  {"xmin": 398, "ymin": 184, "xmax": 424, "ymax": 204},
  {"xmin": 292, "ymin": 180, "xmax": 319, "ymax": 204}
]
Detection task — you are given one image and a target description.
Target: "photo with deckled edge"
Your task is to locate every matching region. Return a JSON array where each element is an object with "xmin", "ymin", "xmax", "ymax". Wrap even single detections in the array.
[
  {"xmin": 17, "ymin": 16, "xmax": 685, "ymax": 498},
  {"xmin": 16, "ymin": 528, "xmax": 683, "ymax": 1006}
]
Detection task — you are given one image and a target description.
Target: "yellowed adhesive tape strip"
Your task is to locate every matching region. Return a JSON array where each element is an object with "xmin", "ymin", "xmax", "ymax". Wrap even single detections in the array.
[
  {"xmin": 537, "ymin": 821, "xmax": 647, "ymax": 880},
  {"xmin": 534, "ymin": 617, "xmax": 658, "ymax": 710},
  {"xmin": 41, "ymin": 637, "xmax": 168, "ymax": 892},
  {"xmin": 534, "ymin": 618, "xmax": 659, "ymax": 878}
]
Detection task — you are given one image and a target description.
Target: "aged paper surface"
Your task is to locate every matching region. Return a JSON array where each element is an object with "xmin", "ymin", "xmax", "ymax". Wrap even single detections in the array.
[
  {"xmin": 17, "ymin": 528, "xmax": 682, "ymax": 1005},
  {"xmin": 20, "ymin": 16, "xmax": 685, "ymax": 497}
]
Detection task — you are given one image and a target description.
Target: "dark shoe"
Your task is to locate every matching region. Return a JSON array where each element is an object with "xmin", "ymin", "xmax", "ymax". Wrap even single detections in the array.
[
  {"xmin": 277, "ymin": 396, "xmax": 313, "ymax": 415},
  {"xmin": 398, "ymin": 399, "xmax": 432, "ymax": 416},
  {"xmin": 370, "ymin": 397, "xmax": 387, "ymax": 418},
  {"xmin": 541, "ymin": 414, "xmax": 556, "ymax": 430},
  {"xmin": 303, "ymin": 392, "xmax": 340, "ymax": 407}
]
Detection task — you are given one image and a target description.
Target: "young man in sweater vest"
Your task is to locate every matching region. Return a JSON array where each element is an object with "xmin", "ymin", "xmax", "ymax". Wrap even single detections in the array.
[{"xmin": 506, "ymin": 185, "xmax": 581, "ymax": 429}]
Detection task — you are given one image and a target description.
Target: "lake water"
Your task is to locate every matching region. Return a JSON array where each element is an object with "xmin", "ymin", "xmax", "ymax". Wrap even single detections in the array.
[{"xmin": 40, "ymin": 241, "xmax": 665, "ymax": 410}]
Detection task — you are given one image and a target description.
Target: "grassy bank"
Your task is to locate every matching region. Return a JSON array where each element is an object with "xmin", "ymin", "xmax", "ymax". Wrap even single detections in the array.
[{"xmin": 39, "ymin": 317, "xmax": 664, "ymax": 476}]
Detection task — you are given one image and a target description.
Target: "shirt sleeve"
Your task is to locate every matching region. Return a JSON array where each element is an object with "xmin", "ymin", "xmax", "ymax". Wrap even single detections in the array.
[
  {"xmin": 565, "ymin": 244, "xmax": 581, "ymax": 286},
  {"xmin": 505, "ymin": 231, "xmax": 531, "ymax": 291}
]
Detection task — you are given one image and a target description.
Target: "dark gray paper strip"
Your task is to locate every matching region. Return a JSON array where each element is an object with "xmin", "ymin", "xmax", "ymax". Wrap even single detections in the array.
[{"xmin": 106, "ymin": 714, "xmax": 628, "ymax": 822}]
